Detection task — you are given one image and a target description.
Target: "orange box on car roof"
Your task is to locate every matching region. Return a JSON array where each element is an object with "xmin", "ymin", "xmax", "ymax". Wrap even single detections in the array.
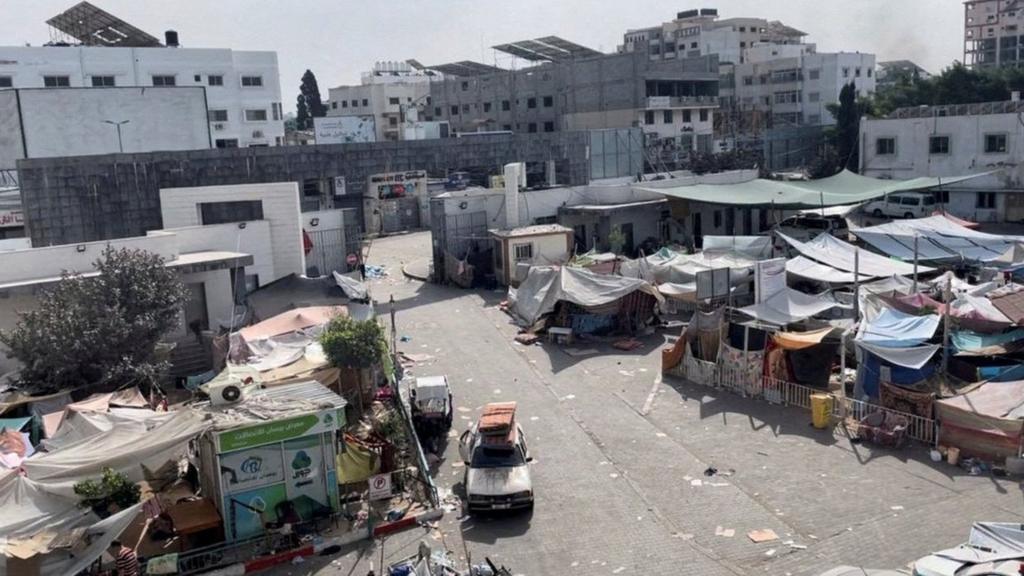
[{"xmin": 478, "ymin": 401, "xmax": 517, "ymax": 435}]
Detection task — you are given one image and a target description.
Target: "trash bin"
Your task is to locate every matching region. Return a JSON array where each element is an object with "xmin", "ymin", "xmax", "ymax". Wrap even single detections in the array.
[{"xmin": 810, "ymin": 394, "xmax": 833, "ymax": 429}]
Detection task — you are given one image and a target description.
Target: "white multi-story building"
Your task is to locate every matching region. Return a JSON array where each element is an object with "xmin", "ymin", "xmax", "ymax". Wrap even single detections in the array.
[
  {"xmin": 0, "ymin": 44, "xmax": 284, "ymax": 148},
  {"xmin": 326, "ymin": 62, "xmax": 433, "ymax": 142},
  {"xmin": 860, "ymin": 99, "xmax": 1024, "ymax": 222},
  {"xmin": 732, "ymin": 44, "xmax": 876, "ymax": 128},
  {"xmin": 964, "ymin": 0, "xmax": 1024, "ymax": 69},
  {"xmin": 620, "ymin": 8, "xmax": 806, "ymax": 65}
]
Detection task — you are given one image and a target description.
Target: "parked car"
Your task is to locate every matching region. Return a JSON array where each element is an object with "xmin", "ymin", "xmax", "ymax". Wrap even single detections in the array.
[
  {"xmin": 409, "ymin": 376, "xmax": 453, "ymax": 454},
  {"xmin": 458, "ymin": 402, "xmax": 534, "ymax": 512},
  {"xmin": 864, "ymin": 192, "xmax": 936, "ymax": 219},
  {"xmin": 774, "ymin": 213, "xmax": 850, "ymax": 243}
]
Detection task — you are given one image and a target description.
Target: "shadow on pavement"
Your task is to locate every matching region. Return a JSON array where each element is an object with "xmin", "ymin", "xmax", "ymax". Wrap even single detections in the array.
[{"xmin": 459, "ymin": 507, "xmax": 534, "ymax": 545}]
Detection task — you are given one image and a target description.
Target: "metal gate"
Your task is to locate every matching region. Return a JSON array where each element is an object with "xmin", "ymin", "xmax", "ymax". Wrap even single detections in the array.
[
  {"xmin": 380, "ymin": 197, "xmax": 421, "ymax": 234},
  {"xmin": 444, "ymin": 211, "xmax": 489, "ymax": 257},
  {"xmin": 306, "ymin": 228, "xmax": 347, "ymax": 276}
]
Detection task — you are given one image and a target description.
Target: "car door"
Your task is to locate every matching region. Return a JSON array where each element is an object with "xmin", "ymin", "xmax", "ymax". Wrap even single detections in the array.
[{"xmin": 459, "ymin": 428, "xmax": 474, "ymax": 463}]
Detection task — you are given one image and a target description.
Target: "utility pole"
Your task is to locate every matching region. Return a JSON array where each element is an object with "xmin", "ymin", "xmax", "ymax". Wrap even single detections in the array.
[
  {"xmin": 913, "ymin": 234, "xmax": 919, "ymax": 293},
  {"xmin": 103, "ymin": 119, "xmax": 130, "ymax": 153},
  {"xmin": 942, "ymin": 276, "xmax": 952, "ymax": 373}
]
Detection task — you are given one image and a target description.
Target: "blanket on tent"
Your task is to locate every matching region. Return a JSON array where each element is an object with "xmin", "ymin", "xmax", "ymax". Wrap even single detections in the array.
[
  {"xmin": 509, "ymin": 266, "xmax": 662, "ymax": 326},
  {"xmin": 936, "ymin": 380, "xmax": 1024, "ymax": 460}
]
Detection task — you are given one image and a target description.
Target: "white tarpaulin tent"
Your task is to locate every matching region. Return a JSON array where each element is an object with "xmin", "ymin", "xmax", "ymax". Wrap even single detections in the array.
[
  {"xmin": 737, "ymin": 288, "xmax": 839, "ymax": 325},
  {"xmin": 702, "ymin": 236, "xmax": 773, "ymax": 259},
  {"xmin": 619, "ymin": 248, "xmax": 756, "ymax": 285},
  {"xmin": 852, "ymin": 215, "xmax": 1024, "ymax": 262},
  {"xmin": 509, "ymin": 266, "xmax": 663, "ymax": 326},
  {"xmin": 779, "ymin": 232, "xmax": 931, "ymax": 279},
  {"xmin": 787, "ymin": 255, "xmax": 871, "ymax": 284}
]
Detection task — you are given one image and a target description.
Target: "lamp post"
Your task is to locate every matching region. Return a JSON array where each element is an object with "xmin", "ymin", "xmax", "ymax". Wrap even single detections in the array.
[{"xmin": 102, "ymin": 119, "xmax": 130, "ymax": 153}]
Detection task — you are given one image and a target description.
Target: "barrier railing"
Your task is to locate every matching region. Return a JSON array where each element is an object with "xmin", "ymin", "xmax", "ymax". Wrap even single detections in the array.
[{"xmin": 833, "ymin": 395, "xmax": 937, "ymax": 446}]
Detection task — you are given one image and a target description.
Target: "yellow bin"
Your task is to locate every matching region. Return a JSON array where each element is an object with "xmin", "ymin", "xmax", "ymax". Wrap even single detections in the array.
[{"xmin": 810, "ymin": 394, "xmax": 833, "ymax": 429}]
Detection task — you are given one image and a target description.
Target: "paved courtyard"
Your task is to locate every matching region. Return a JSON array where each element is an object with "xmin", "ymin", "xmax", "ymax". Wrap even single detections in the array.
[{"xmin": 277, "ymin": 231, "xmax": 1024, "ymax": 576}]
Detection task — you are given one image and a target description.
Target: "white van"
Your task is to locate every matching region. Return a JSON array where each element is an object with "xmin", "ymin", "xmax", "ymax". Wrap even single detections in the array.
[{"xmin": 864, "ymin": 192, "xmax": 936, "ymax": 219}]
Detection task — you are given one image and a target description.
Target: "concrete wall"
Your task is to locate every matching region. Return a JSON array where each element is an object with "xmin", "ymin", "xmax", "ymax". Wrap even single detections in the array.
[
  {"xmin": 158, "ymin": 220, "xmax": 274, "ymax": 285},
  {"xmin": 182, "ymin": 268, "xmax": 236, "ymax": 331},
  {"xmin": 17, "ymin": 131, "xmax": 591, "ymax": 246},
  {"xmin": 0, "ymin": 231, "xmax": 177, "ymax": 285},
  {"xmin": 499, "ymin": 231, "xmax": 572, "ymax": 284},
  {"xmin": 0, "ymin": 45, "xmax": 283, "ymax": 148},
  {"xmin": 0, "ymin": 87, "xmax": 210, "ymax": 169},
  {"xmin": 160, "ymin": 182, "xmax": 304, "ymax": 281}
]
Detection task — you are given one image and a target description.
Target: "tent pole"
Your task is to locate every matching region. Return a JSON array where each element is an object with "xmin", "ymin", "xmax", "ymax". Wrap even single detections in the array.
[
  {"xmin": 942, "ymin": 276, "xmax": 952, "ymax": 374},
  {"xmin": 853, "ymin": 248, "xmax": 860, "ymax": 321},
  {"xmin": 820, "ymin": 190, "xmax": 825, "ymax": 218},
  {"xmin": 913, "ymin": 234, "xmax": 919, "ymax": 293}
]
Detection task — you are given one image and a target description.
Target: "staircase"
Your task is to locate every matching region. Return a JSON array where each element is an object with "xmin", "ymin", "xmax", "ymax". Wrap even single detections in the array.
[{"xmin": 168, "ymin": 337, "xmax": 213, "ymax": 378}]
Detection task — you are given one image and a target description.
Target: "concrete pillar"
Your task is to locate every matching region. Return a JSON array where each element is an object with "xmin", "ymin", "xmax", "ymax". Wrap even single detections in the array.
[
  {"xmin": 545, "ymin": 160, "xmax": 556, "ymax": 186},
  {"xmin": 503, "ymin": 162, "xmax": 524, "ymax": 228}
]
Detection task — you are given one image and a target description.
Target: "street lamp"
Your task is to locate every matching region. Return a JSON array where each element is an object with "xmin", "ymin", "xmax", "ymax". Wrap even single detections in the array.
[{"xmin": 102, "ymin": 119, "xmax": 130, "ymax": 153}]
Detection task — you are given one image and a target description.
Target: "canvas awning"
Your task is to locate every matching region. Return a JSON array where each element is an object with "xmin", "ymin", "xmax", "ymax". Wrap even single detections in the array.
[
  {"xmin": 508, "ymin": 266, "xmax": 663, "ymax": 326},
  {"xmin": 856, "ymin": 308, "xmax": 940, "ymax": 348},
  {"xmin": 936, "ymin": 381, "xmax": 1024, "ymax": 460},
  {"xmin": 637, "ymin": 169, "xmax": 988, "ymax": 207},
  {"xmin": 779, "ymin": 232, "xmax": 930, "ymax": 278},
  {"xmin": 852, "ymin": 215, "xmax": 1024, "ymax": 263},
  {"xmin": 737, "ymin": 288, "xmax": 838, "ymax": 326},
  {"xmin": 786, "ymin": 256, "xmax": 871, "ymax": 284},
  {"xmin": 773, "ymin": 327, "xmax": 835, "ymax": 350}
]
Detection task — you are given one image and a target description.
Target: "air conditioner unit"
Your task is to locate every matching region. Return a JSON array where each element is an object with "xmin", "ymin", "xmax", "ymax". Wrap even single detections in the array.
[
  {"xmin": 209, "ymin": 381, "xmax": 246, "ymax": 406},
  {"xmin": 252, "ymin": 130, "xmax": 264, "ymax": 138},
  {"xmin": 213, "ymin": 123, "xmax": 225, "ymax": 131}
]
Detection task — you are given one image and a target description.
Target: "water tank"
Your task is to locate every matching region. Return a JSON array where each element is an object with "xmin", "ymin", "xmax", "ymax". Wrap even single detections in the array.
[
  {"xmin": 700, "ymin": 8, "xmax": 718, "ymax": 16},
  {"xmin": 677, "ymin": 9, "xmax": 699, "ymax": 19},
  {"xmin": 165, "ymin": 30, "xmax": 179, "ymax": 47}
]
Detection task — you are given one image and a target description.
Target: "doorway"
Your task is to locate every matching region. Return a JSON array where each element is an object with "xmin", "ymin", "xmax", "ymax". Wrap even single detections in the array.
[
  {"xmin": 692, "ymin": 212, "xmax": 703, "ymax": 248},
  {"xmin": 184, "ymin": 282, "xmax": 209, "ymax": 335}
]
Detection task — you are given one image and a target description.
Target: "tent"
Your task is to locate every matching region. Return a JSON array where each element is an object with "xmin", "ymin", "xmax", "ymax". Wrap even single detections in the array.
[
  {"xmin": 636, "ymin": 169, "xmax": 986, "ymax": 207},
  {"xmin": 737, "ymin": 288, "xmax": 839, "ymax": 326},
  {"xmin": 856, "ymin": 308, "xmax": 940, "ymax": 348},
  {"xmin": 508, "ymin": 266, "xmax": 663, "ymax": 326},
  {"xmin": 936, "ymin": 380, "xmax": 1024, "ymax": 460},
  {"xmin": 778, "ymin": 232, "xmax": 930, "ymax": 279},
  {"xmin": 852, "ymin": 215, "xmax": 1024, "ymax": 263},
  {"xmin": 618, "ymin": 247, "xmax": 756, "ymax": 285},
  {"xmin": 701, "ymin": 235, "xmax": 773, "ymax": 259}
]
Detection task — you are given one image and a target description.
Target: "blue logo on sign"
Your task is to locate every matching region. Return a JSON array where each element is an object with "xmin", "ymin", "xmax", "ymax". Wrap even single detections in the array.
[{"xmin": 240, "ymin": 456, "xmax": 263, "ymax": 474}]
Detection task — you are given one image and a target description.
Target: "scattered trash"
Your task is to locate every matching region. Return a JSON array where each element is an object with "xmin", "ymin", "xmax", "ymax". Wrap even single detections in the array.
[
  {"xmin": 564, "ymin": 394, "xmax": 576, "ymax": 400},
  {"xmin": 890, "ymin": 505, "xmax": 904, "ymax": 511},
  {"xmin": 748, "ymin": 529, "xmax": 779, "ymax": 543},
  {"xmin": 756, "ymin": 451, "xmax": 770, "ymax": 456},
  {"xmin": 715, "ymin": 526, "xmax": 735, "ymax": 538},
  {"xmin": 690, "ymin": 479, "xmax": 703, "ymax": 487},
  {"xmin": 400, "ymin": 352, "xmax": 433, "ymax": 363},
  {"xmin": 788, "ymin": 544, "xmax": 807, "ymax": 550},
  {"xmin": 466, "ymin": 378, "xmax": 474, "ymax": 383},
  {"xmin": 457, "ymin": 406, "xmax": 472, "ymax": 413},
  {"xmin": 703, "ymin": 466, "xmax": 718, "ymax": 477},
  {"xmin": 764, "ymin": 549, "xmax": 776, "ymax": 557},
  {"xmin": 618, "ymin": 370, "xmax": 635, "ymax": 377},
  {"xmin": 493, "ymin": 389, "xmax": 502, "ymax": 395},
  {"xmin": 613, "ymin": 567, "xmax": 626, "ymax": 574},
  {"xmin": 386, "ymin": 508, "xmax": 407, "ymax": 522},
  {"xmin": 655, "ymin": 432, "xmax": 667, "ymax": 438},
  {"xmin": 291, "ymin": 556, "xmax": 305, "ymax": 565},
  {"xmin": 609, "ymin": 473, "xmax": 619, "ymax": 479},
  {"xmin": 530, "ymin": 416, "xmax": 539, "ymax": 421},
  {"xmin": 400, "ymin": 335, "xmax": 412, "ymax": 342},
  {"xmin": 319, "ymin": 545, "xmax": 341, "ymax": 555},
  {"xmin": 672, "ymin": 532, "xmax": 694, "ymax": 540},
  {"xmin": 707, "ymin": 482, "xmax": 730, "ymax": 487},
  {"xmin": 514, "ymin": 332, "xmax": 541, "ymax": 345},
  {"xmin": 563, "ymin": 348, "xmax": 600, "ymax": 357},
  {"xmin": 570, "ymin": 561, "xmax": 579, "ymax": 567},
  {"xmin": 612, "ymin": 339, "xmax": 643, "ymax": 351}
]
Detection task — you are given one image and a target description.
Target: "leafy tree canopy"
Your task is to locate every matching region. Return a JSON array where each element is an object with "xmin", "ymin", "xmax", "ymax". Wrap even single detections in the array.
[{"xmin": 320, "ymin": 316, "xmax": 386, "ymax": 369}]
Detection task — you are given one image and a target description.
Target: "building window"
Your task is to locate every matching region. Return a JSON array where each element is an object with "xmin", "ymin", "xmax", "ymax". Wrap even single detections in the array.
[
  {"xmin": 151, "ymin": 75, "xmax": 175, "ymax": 86},
  {"xmin": 44, "ymin": 75, "xmax": 71, "ymax": 87},
  {"xmin": 528, "ymin": 122, "xmax": 538, "ymax": 133},
  {"xmin": 208, "ymin": 75, "xmax": 224, "ymax": 86},
  {"xmin": 208, "ymin": 109, "xmax": 229, "ymax": 122},
  {"xmin": 929, "ymin": 135, "xmax": 951, "ymax": 155},
  {"xmin": 331, "ymin": 102, "xmax": 337, "ymax": 109},
  {"xmin": 244, "ymin": 109, "xmax": 268, "ymax": 122},
  {"xmin": 876, "ymin": 137, "xmax": 896, "ymax": 155},
  {"xmin": 985, "ymin": 133, "xmax": 1008, "ymax": 153},
  {"xmin": 215, "ymin": 138, "xmax": 239, "ymax": 148},
  {"xmin": 513, "ymin": 243, "xmax": 533, "ymax": 261},
  {"xmin": 774, "ymin": 91, "xmax": 801, "ymax": 104},
  {"xmin": 867, "ymin": 68, "xmax": 873, "ymax": 77},
  {"xmin": 809, "ymin": 69, "xmax": 821, "ymax": 80},
  {"xmin": 503, "ymin": 124, "xmax": 512, "ymax": 131},
  {"xmin": 90, "ymin": 75, "xmax": 115, "ymax": 87},
  {"xmin": 462, "ymin": 104, "xmax": 470, "ymax": 113},
  {"xmin": 194, "ymin": 74, "xmax": 201, "ymax": 82},
  {"xmin": 461, "ymin": 81, "xmax": 469, "ymax": 91},
  {"xmin": 700, "ymin": 109, "xmax": 709, "ymax": 122},
  {"xmin": 855, "ymin": 67, "xmax": 862, "ymax": 77},
  {"xmin": 740, "ymin": 41, "xmax": 747, "ymax": 48},
  {"xmin": 977, "ymin": 192, "xmax": 996, "ymax": 209},
  {"xmin": 502, "ymin": 100, "xmax": 511, "ymax": 111},
  {"xmin": 241, "ymin": 75, "xmax": 263, "ymax": 87},
  {"xmin": 682, "ymin": 109, "xmax": 692, "ymax": 123},
  {"xmin": 0, "ymin": 76, "xmax": 11, "ymax": 87},
  {"xmin": 389, "ymin": 97, "xmax": 400, "ymax": 105},
  {"xmin": 451, "ymin": 105, "xmax": 459, "ymax": 115},
  {"xmin": 342, "ymin": 101, "xmax": 348, "ymax": 108},
  {"xmin": 663, "ymin": 110, "xmax": 673, "ymax": 123},
  {"xmin": 544, "ymin": 121, "xmax": 555, "ymax": 132},
  {"xmin": 484, "ymin": 102, "xmax": 492, "ymax": 112},
  {"xmin": 543, "ymin": 95, "xmax": 553, "ymax": 107},
  {"xmin": 272, "ymin": 102, "xmax": 282, "ymax": 121},
  {"xmin": 644, "ymin": 110, "xmax": 655, "ymax": 124},
  {"xmin": 808, "ymin": 92, "xmax": 821, "ymax": 103},
  {"xmin": 743, "ymin": 76, "xmax": 753, "ymax": 86},
  {"xmin": 934, "ymin": 190, "xmax": 949, "ymax": 204},
  {"xmin": 362, "ymin": 98, "xmax": 368, "ymax": 106},
  {"xmin": 389, "ymin": 116, "xmax": 398, "ymax": 126},
  {"xmin": 842, "ymin": 68, "xmax": 850, "ymax": 78},
  {"xmin": 527, "ymin": 97, "xmax": 537, "ymax": 109},
  {"xmin": 200, "ymin": 200, "xmax": 264, "ymax": 225},
  {"xmin": 434, "ymin": 106, "xmax": 442, "ymax": 117},
  {"xmin": 713, "ymin": 210, "xmax": 722, "ymax": 228}
]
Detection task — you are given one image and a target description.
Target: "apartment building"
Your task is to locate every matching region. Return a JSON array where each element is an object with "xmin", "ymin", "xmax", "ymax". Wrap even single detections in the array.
[
  {"xmin": 325, "ymin": 61, "xmax": 433, "ymax": 142},
  {"xmin": 964, "ymin": 0, "xmax": 1024, "ymax": 68},
  {"xmin": 860, "ymin": 99, "xmax": 1024, "ymax": 222}
]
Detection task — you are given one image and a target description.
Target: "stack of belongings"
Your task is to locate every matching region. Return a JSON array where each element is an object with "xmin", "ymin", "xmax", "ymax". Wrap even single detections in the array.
[{"xmin": 478, "ymin": 402, "xmax": 518, "ymax": 447}]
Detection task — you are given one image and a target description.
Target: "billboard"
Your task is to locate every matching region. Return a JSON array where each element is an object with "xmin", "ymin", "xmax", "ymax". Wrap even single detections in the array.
[{"xmin": 314, "ymin": 115, "xmax": 376, "ymax": 145}]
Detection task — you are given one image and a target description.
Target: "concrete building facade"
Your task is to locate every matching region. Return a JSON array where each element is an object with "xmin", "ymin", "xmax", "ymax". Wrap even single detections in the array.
[
  {"xmin": 0, "ymin": 45, "xmax": 284, "ymax": 148},
  {"xmin": 326, "ymin": 61, "xmax": 433, "ymax": 142},
  {"xmin": 16, "ymin": 131, "xmax": 593, "ymax": 247},
  {"xmin": 0, "ymin": 86, "xmax": 211, "ymax": 170},
  {"xmin": 860, "ymin": 100, "xmax": 1024, "ymax": 222},
  {"xmin": 964, "ymin": 0, "xmax": 1024, "ymax": 68}
]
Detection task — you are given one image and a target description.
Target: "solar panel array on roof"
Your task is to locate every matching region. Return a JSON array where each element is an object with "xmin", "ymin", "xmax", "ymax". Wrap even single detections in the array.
[
  {"xmin": 426, "ymin": 61, "xmax": 504, "ymax": 77},
  {"xmin": 492, "ymin": 36, "xmax": 602, "ymax": 62},
  {"xmin": 46, "ymin": 1, "xmax": 162, "ymax": 47}
]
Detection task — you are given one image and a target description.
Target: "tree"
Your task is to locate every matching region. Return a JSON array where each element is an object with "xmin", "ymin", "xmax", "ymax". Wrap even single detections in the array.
[
  {"xmin": 868, "ymin": 61, "xmax": 1024, "ymax": 117},
  {"xmin": 320, "ymin": 316, "xmax": 386, "ymax": 369},
  {"xmin": 0, "ymin": 247, "xmax": 189, "ymax": 394},
  {"xmin": 807, "ymin": 144, "xmax": 841, "ymax": 179},
  {"xmin": 296, "ymin": 69, "xmax": 327, "ymax": 130},
  {"xmin": 73, "ymin": 467, "xmax": 141, "ymax": 517},
  {"xmin": 295, "ymin": 94, "xmax": 310, "ymax": 131},
  {"xmin": 825, "ymin": 82, "xmax": 863, "ymax": 172}
]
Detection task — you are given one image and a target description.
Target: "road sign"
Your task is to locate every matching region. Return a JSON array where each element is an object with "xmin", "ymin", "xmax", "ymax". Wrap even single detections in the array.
[{"xmin": 369, "ymin": 473, "xmax": 392, "ymax": 501}]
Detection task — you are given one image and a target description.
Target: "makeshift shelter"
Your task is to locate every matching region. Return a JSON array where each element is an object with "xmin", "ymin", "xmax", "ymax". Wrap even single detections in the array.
[
  {"xmin": 246, "ymin": 274, "xmax": 349, "ymax": 320},
  {"xmin": 778, "ymin": 232, "xmax": 930, "ymax": 282},
  {"xmin": 852, "ymin": 215, "xmax": 1024, "ymax": 263},
  {"xmin": 737, "ymin": 288, "xmax": 839, "ymax": 326},
  {"xmin": 936, "ymin": 380, "xmax": 1024, "ymax": 461},
  {"xmin": 637, "ymin": 169, "xmax": 985, "ymax": 207},
  {"xmin": 508, "ymin": 265, "xmax": 663, "ymax": 328},
  {"xmin": 770, "ymin": 327, "xmax": 840, "ymax": 388},
  {"xmin": 618, "ymin": 247, "xmax": 756, "ymax": 286},
  {"xmin": 702, "ymin": 235, "xmax": 773, "ymax": 259}
]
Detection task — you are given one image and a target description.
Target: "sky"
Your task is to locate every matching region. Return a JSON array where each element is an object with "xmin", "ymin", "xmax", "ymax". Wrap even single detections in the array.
[{"xmin": 2, "ymin": 1, "xmax": 964, "ymax": 113}]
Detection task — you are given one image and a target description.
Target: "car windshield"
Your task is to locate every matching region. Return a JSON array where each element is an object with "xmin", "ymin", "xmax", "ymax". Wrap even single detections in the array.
[{"xmin": 471, "ymin": 445, "xmax": 525, "ymax": 468}]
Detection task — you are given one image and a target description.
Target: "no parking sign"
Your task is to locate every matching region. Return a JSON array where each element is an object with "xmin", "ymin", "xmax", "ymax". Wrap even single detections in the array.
[{"xmin": 369, "ymin": 473, "xmax": 392, "ymax": 500}]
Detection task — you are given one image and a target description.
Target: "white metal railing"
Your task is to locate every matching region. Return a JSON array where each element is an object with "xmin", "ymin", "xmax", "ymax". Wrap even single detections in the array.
[{"xmin": 833, "ymin": 396, "xmax": 937, "ymax": 445}]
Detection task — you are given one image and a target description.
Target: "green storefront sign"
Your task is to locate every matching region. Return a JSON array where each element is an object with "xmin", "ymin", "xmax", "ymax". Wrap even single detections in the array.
[{"xmin": 218, "ymin": 413, "xmax": 327, "ymax": 453}]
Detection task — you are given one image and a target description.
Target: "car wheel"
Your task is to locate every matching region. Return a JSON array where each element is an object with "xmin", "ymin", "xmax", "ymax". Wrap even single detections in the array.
[
  {"xmin": 872, "ymin": 209, "xmax": 883, "ymax": 217},
  {"xmin": 904, "ymin": 212, "xmax": 914, "ymax": 219}
]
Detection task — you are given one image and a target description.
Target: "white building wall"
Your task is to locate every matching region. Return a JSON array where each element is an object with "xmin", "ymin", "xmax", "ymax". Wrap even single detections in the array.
[
  {"xmin": 158, "ymin": 220, "xmax": 274, "ymax": 285},
  {"xmin": 0, "ymin": 45, "xmax": 283, "ymax": 148},
  {"xmin": 159, "ymin": 182, "xmax": 304, "ymax": 282},
  {"xmin": 182, "ymin": 268, "xmax": 236, "ymax": 331},
  {"xmin": 327, "ymin": 80, "xmax": 431, "ymax": 141},
  {"xmin": 0, "ymin": 231, "xmax": 177, "ymax": 285}
]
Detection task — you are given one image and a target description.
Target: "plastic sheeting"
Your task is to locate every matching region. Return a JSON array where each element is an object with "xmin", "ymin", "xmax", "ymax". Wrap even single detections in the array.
[
  {"xmin": 857, "ymin": 341, "xmax": 941, "ymax": 370},
  {"xmin": 786, "ymin": 256, "xmax": 870, "ymax": 283},
  {"xmin": 737, "ymin": 288, "xmax": 838, "ymax": 326},
  {"xmin": 778, "ymin": 232, "xmax": 929, "ymax": 278},
  {"xmin": 936, "ymin": 381, "xmax": 1024, "ymax": 459},
  {"xmin": 508, "ymin": 266, "xmax": 663, "ymax": 326},
  {"xmin": 702, "ymin": 236, "xmax": 773, "ymax": 259},
  {"xmin": 773, "ymin": 327, "xmax": 834, "ymax": 350},
  {"xmin": 952, "ymin": 328, "xmax": 1024, "ymax": 353},
  {"xmin": 856, "ymin": 308, "xmax": 940, "ymax": 347},
  {"xmin": 852, "ymin": 215, "xmax": 1024, "ymax": 262},
  {"xmin": 619, "ymin": 248, "xmax": 756, "ymax": 285},
  {"xmin": 333, "ymin": 271, "xmax": 369, "ymax": 301}
]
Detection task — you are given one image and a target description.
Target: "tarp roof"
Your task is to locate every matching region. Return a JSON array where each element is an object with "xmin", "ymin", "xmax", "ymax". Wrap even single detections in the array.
[
  {"xmin": 238, "ymin": 306, "xmax": 346, "ymax": 342},
  {"xmin": 508, "ymin": 266, "xmax": 663, "ymax": 325},
  {"xmin": 737, "ymin": 288, "xmax": 838, "ymax": 325},
  {"xmin": 856, "ymin": 308, "xmax": 940, "ymax": 347},
  {"xmin": 937, "ymin": 380, "xmax": 1024, "ymax": 420},
  {"xmin": 637, "ymin": 169, "xmax": 986, "ymax": 207},
  {"xmin": 852, "ymin": 215, "xmax": 1024, "ymax": 263},
  {"xmin": 779, "ymin": 232, "xmax": 931, "ymax": 279}
]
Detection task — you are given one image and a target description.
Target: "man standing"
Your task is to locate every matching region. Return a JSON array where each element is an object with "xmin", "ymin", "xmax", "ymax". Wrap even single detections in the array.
[{"xmin": 108, "ymin": 540, "xmax": 139, "ymax": 576}]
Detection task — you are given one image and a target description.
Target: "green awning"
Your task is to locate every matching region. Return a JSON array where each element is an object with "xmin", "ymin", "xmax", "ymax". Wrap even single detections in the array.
[
  {"xmin": 0, "ymin": 416, "xmax": 31, "ymax": 431},
  {"xmin": 636, "ymin": 170, "xmax": 991, "ymax": 208}
]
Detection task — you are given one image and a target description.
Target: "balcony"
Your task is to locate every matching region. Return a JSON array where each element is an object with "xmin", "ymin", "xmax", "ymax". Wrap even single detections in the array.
[{"xmin": 645, "ymin": 96, "xmax": 718, "ymax": 109}]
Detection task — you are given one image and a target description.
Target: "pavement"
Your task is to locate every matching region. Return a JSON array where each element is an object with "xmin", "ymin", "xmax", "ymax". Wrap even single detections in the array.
[{"xmin": 271, "ymin": 231, "xmax": 1024, "ymax": 576}]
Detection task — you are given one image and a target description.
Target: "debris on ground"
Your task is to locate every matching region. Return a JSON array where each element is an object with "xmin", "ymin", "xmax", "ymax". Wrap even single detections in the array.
[
  {"xmin": 612, "ymin": 339, "xmax": 643, "ymax": 351},
  {"xmin": 400, "ymin": 335, "xmax": 412, "ymax": 342},
  {"xmin": 764, "ymin": 549, "xmax": 776, "ymax": 557},
  {"xmin": 563, "ymin": 348, "xmax": 600, "ymax": 357},
  {"xmin": 514, "ymin": 332, "xmax": 541, "ymax": 345},
  {"xmin": 748, "ymin": 529, "xmax": 779, "ymax": 543},
  {"xmin": 715, "ymin": 526, "xmax": 735, "ymax": 537}
]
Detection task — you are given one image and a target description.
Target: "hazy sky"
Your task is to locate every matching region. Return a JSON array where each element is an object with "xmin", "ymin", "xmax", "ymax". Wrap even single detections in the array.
[{"xmin": 3, "ymin": 1, "xmax": 964, "ymax": 113}]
